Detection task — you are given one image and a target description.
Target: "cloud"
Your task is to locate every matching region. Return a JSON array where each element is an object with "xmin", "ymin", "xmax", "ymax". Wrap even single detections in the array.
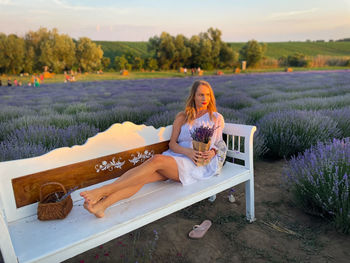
[
  {"xmin": 53, "ymin": 0, "xmax": 131, "ymax": 14},
  {"xmin": 268, "ymin": 8, "xmax": 319, "ymax": 20},
  {"xmin": 0, "ymin": 0, "xmax": 13, "ymax": 5},
  {"xmin": 53, "ymin": 0, "xmax": 95, "ymax": 11}
]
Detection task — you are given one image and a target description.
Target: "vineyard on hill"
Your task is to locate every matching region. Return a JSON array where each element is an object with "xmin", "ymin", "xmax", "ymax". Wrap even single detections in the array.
[{"xmin": 96, "ymin": 40, "xmax": 350, "ymax": 61}]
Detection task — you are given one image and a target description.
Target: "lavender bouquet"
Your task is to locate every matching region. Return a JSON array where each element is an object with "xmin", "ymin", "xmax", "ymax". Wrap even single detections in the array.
[
  {"xmin": 191, "ymin": 124, "xmax": 217, "ymax": 166},
  {"xmin": 190, "ymin": 124, "xmax": 217, "ymax": 144}
]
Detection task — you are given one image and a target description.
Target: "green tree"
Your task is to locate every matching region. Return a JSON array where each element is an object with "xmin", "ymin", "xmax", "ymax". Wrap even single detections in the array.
[
  {"xmin": 0, "ymin": 33, "xmax": 7, "ymax": 73},
  {"xmin": 0, "ymin": 34, "xmax": 25, "ymax": 74},
  {"xmin": 239, "ymin": 40, "xmax": 266, "ymax": 67},
  {"xmin": 287, "ymin": 53, "xmax": 310, "ymax": 67},
  {"xmin": 198, "ymin": 35, "xmax": 213, "ymax": 69},
  {"xmin": 219, "ymin": 43, "xmax": 237, "ymax": 68},
  {"xmin": 39, "ymin": 30, "xmax": 76, "ymax": 73},
  {"xmin": 133, "ymin": 57, "xmax": 144, "ymax": 70},
  {"xmin": 147, "ymin": 36, "xmax": 160, "ymax": 58},
  {"xmin": 114, "ymin": 55, "xmax": 128, "ymax": 71},
  {"xmin": 146, "ymin": 58, "xmax": 158, "ymax": 70},
  {"xmin": 207, "ymin": 28, "xmax": 222, "ymax": 68},
  {"xmin": 173, "ymin": 34, "xmax": 191, "ymax": 69},
  {"xmin": 76, "ymin": 37, "xmax": 103, "ymax": 72},
  {"xmin": 24, "ymin": 27, "xmax": 52, "ymax": 72},
  {"xmin": 23, "ymin": 45, "xmax": 35, "ymax": 73},
  {"xmin": 101, "ymin": 57, "xmax": 111, "ymax": 70},
  {"xmin": 158, "ymin": 32, "xmax": 176, "ymax": 70},
  {"xmin": 188, "ymin": 35, "xmax": 201, "ymax": 68}
]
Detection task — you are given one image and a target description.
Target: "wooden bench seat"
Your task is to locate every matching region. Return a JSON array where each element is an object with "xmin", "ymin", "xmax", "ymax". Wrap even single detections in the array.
[{"xmin": 0, "ymin": 122, "xmax": 256, "ymax": 263}]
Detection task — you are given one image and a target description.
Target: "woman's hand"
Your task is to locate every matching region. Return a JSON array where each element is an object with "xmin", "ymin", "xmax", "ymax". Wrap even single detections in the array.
[
  {"xmin": 201, "ymin": 149, "xmax": 216, "ymax": 162},
  {"xmin": 186, "ymin": 148, "xmax": 204, "ymax": 164}
]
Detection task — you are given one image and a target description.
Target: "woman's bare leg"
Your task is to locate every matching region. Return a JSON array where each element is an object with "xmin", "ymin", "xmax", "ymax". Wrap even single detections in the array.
[
  {"xmin": 84, "ymin": 171, "xmax": 163, "ymax": 218},
  {"xmin": 80, "ymin": 155, "xmax": 179, "ymax": 216}
]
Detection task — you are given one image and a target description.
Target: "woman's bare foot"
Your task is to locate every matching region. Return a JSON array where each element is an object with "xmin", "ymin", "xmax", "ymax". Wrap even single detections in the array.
[
  {"xmin": 83, "ymin": 202, "xmax": 105, "ymax": 218},
  {"xmin": 80, "ymin": 188, "xmax": 106, "ymax": 205}
]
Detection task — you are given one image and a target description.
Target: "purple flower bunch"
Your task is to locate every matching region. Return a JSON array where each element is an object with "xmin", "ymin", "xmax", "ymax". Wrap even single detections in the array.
[
  {"xmin": 283, "ymin": 138, "xmax": 350, "ymax": 233},
  {"xmin": 191, "ymin": 124, "xmax": 217, "ymax": 144}
]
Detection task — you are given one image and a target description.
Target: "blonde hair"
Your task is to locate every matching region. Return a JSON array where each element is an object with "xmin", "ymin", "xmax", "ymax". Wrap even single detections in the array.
[{"xmin": 184, "ymin": 80, "xmax": 217, "ymax": 123}]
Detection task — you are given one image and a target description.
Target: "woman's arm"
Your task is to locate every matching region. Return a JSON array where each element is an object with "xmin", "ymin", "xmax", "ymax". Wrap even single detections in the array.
[{"xmin": 169, "ymin": 112, "xmax": 201, "ymax": 164}]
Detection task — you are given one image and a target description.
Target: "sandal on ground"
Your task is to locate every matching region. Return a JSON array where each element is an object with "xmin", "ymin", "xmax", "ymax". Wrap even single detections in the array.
[{"xmin": 188, "ymin": 220, "xmax": 212, "ymax": 239}]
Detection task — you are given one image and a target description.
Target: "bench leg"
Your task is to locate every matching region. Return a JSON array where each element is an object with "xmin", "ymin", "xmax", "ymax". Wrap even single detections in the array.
[
  {"xmin": 245, "ymin": 178, "xmax": 256, "ymax": 223},
  {"xmin": 0, "ymin": 211, "xmax": 17, "ymax": 263}
]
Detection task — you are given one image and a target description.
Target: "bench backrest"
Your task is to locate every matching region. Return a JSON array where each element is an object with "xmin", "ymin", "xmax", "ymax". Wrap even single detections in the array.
[
  {"xmin": 0, "ymin": 121, "xmax": 255, "ymax": 223},
  {"xmin": 0, "ymin": 122, "xmax": 172, "ymax": 222}
]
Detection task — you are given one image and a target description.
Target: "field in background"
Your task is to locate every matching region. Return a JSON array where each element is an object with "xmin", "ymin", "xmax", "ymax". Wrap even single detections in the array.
[
  {"xmin": 0, "ymin": 70, "xmax": 349, "ymax": 161},
  {"xmin": 1, "ymin": 67, "xmax": 349, "ymax": 85},
  {"xmin": 94, "ymin": 40, "xmax": 350, "ymax": 61}
]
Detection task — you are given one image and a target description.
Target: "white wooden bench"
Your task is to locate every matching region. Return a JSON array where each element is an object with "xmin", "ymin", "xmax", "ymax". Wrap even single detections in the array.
[{"xmin": 0, "ymin": 121, "xmax": 256, "ymax": 263}]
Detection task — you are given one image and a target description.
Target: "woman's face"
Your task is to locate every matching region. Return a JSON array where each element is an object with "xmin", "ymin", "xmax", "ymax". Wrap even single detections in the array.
[{"xmin": 194, "ymin": 84, "xmax": 210, "ymax": 110}]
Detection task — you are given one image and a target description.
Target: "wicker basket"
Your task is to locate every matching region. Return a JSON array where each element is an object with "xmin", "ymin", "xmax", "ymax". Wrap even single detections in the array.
[{"xmin": 37, "ymin": 182, "xmax": 73, "ymax": 221}]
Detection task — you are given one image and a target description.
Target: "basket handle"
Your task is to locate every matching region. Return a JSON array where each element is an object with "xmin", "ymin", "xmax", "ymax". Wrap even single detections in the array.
[{"xmin": 39, "ymin": 182, "xmax": 67, "ymax": 202}]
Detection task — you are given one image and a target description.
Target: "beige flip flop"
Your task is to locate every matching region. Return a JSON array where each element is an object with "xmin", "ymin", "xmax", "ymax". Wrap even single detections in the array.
[{"xmin": 188, "ymin": 220, "xmax": 212, "ymax": 239}]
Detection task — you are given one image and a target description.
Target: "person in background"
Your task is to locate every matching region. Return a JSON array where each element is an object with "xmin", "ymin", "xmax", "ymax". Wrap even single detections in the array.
[
  {"xmin": 8, "ymin": 78, "xmax": 12, "ymax": 87},
  {"xmin": 34, "ymin": 77, "xmax": 40, "ymax": 87}
]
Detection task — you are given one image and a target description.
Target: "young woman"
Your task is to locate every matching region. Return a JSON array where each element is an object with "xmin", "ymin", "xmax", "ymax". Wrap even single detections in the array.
[{"xmin": 81, "ymin": 80, "xmax": 224, "ymax": 218}]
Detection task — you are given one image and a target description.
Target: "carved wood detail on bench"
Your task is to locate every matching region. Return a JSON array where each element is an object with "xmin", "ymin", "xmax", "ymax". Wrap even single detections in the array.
[{"xmin": 12, "ymin": 141, "xmax": 170, "ymax": 208}]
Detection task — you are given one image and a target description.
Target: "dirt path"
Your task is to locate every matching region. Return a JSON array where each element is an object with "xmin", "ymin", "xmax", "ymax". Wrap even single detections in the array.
[
  {"xmin": 2, "ymin": 161, "xmax": 348, "ymax": 263},
  {"xmin": 63, "ymin": 160, "xmax": 350, "ymax": 263}
]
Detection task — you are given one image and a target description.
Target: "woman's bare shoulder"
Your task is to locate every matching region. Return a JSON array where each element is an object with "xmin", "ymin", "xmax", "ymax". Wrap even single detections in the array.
[
  {"xmin": 173, "ymin": 111, "xmax": 186, "ymax": 126},
  {"xmin": 175, "ymin": 111, "xmax": 186, "ymax": 121}
]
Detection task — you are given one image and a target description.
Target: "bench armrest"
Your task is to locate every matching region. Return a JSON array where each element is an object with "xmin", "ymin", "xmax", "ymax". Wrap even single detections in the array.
[{"xmin": 223, "ymin": 123, "xmax": 257, "ymax": 171}]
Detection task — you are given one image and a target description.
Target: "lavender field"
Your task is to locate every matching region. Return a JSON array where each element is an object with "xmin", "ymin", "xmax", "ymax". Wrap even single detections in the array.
[{"xmin": 1, "ymin": 70, "xmax": 350, "ymax": 162}]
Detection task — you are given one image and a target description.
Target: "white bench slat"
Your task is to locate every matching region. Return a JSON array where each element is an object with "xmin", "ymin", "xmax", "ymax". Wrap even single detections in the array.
[{"xmin": 9, "ymin": 162, "xmax": 249, "ymax": 263}]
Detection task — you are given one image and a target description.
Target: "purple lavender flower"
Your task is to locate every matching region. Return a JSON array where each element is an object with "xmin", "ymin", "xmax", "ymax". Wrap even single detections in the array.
[
  {"xmin": 191, "ymin": 125, "xmax": 217, "ymax": 144},
  {"xmin": 283, "ymin": 138, "xmax": 350, "ymax": 233}
]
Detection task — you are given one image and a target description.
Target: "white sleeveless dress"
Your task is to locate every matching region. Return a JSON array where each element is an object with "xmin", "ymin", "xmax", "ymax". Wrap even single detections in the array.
[{"xmin": 162, "ymin": 112, "xmax": 225, "ymax": 186}]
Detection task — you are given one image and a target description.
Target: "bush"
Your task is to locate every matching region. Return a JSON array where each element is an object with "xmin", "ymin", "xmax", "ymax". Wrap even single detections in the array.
[
  {"xmin": 0, "ymin": 124, "xmax": 99, "ymax": 161},
  {"xmin": 239, "ymin": 40, "xmax": 266, "ymax": 68},
  {"xmin": 320, "ymin": 107, "xmax": 350, "ymax": 138},
  {"xmin": 257, "ymin": 110, "xmax": 341, "ymax": 158},
  {"xmin": 287, "ymin": 53, "xmax": 311, "ymax": 67},
  {"xmin": 216, "ymin": 92, "xmax": 256, "ymax": 110},
  {"xmin": 145, "ymin": 110, "xmax": 177, "ymax": 128},
  {"xmin": 283, "ymin": 138, "xmax": 350, "ymax": 233}
]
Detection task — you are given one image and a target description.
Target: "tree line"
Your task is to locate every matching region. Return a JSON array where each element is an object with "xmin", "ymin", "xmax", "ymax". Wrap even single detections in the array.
[
  {"xmin": 0, "ymin": 27, "xmax": 269, "ymax": 74},
  {"xmin": 111, "ymin": 28, "xmax": 267, "ymax": 71},
  {"xmin": 0, "ymin": 28, "xmax": 104, "ymax": 74}
]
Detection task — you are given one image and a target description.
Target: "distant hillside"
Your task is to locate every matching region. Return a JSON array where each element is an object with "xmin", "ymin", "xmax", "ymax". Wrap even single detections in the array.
[
  {"xmin": 228, "ymin": 42, "xmax": 350, "ymax": 58},
  {"xmin": 95, "ymin": 41, "xmax": 350, "ymax": 61},
  {"xmin": 94, "ymin": 41, "xmax": 149, "ymax": 60}
]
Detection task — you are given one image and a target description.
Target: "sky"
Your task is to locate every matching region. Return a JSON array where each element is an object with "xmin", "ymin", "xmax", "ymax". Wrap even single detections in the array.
[{"xmin": 0, "ymin": 0, "xmax": 349, "ymax": 42}]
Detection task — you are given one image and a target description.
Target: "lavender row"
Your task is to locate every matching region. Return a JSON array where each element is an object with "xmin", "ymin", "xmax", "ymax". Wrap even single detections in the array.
[
  {"xmin": 0, "ymin": 70, "xmax": 349, "ymax": 161},
  {"xmin": 283, "ymin": 138, "xmax": 350, "ymax": 233}
]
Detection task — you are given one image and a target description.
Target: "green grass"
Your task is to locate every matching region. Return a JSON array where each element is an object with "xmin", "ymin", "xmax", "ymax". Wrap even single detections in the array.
[{"xmin": 1, "ymin": 66, "xmax": 349, "ymax": 86}]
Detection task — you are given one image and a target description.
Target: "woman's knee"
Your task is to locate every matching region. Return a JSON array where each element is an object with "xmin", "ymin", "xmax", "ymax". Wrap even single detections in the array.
[{"xmin": 149, "ymin": 154, "xmax": 164, "ymax": 166}]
